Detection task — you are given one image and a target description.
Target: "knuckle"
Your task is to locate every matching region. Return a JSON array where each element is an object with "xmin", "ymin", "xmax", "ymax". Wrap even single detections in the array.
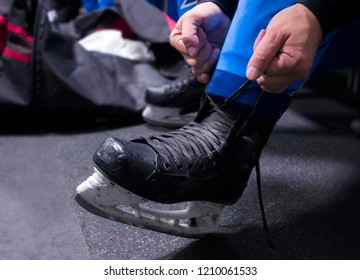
[{"xmin": 253, "ymin": 51, "xmax": 270, "ymax": 65}]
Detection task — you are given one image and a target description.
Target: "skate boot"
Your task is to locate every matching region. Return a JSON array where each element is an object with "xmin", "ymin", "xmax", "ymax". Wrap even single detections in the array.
[
  {"xmin": 76, "ymin": 81, "xmax": 276, "ymax": 238},
  {"xmin": 142, "ymin": 71, "xmax": 205, "ymax": 128}
]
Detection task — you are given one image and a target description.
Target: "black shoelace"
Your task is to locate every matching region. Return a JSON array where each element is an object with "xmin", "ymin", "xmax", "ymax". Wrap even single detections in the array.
[
  {"xmin": 144, "ymin": 118, "xmax": 230, "ymax": 171},
  {"xmin": 143, "ymin": 91, "xmax": 237, "ymax": 172},
  {"xmin": 143, "ymin": 81, "xmax": 255, "ymax": 170},
  {"xmin": 229, "ymin": 81, "xmax": 280, "ymax": 256},
  {"xmin": 145, "ymin": 79, "xmax": 278, "ymax": 254}
]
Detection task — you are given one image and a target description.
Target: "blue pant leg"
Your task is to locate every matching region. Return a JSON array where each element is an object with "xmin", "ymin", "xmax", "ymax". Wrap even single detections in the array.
[{"xmin": 207, "ymin": 0, "xmax": 335, "ymax": 119}]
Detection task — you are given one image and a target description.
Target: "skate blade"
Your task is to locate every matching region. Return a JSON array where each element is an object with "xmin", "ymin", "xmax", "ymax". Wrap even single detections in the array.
[{"xmin": 76, "ymin": 168, "xmax": 224, "ymax": 238}]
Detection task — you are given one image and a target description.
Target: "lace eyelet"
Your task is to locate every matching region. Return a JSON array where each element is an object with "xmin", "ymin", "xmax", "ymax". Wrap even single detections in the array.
[{"xmin": 163, "ymin": 162, "xmax": 171, "ymax": 170}]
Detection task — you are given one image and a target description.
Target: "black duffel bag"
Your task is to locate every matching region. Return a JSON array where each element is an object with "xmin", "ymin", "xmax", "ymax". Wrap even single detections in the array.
[{"xmin": 0, "ymin": 0, "xmax": 185, "ymax": 123}]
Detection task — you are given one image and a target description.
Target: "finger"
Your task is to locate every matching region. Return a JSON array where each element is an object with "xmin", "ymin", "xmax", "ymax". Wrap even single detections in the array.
[
  {"xmin": 180, "ymin": 18, "xmax": 206, "ymax": 58},
  {"xmin": 253, "ymin": 29, "xmax": 266, "ymax": 51},
  {"xmin": 197, "ymin": 73, "xmax": 210, "ymax": 84},
  {"xmin": 257, "ymin": 73, "xmax": 294, "ymax": 93},
  {"xmin": 170, "ymin": 23, "xmax": 203, "ymax": 62},
  {"xmin": 265, "ymin": 51, "xmax": 311, "ymax": 81},
  {"xmin": 181, "ymin": 28, "xmax": 212, "ymax": 68},
  {"xmin": 170, "ymin": 20, "xmax": 190, "ymax": 55},
  {"xmin": 189, "ymin": 39, "xmax": 213, "ymax": 69},
  {"xmin": 259, "ymin": 84, "xmax": 288, "ymax": 94},
  {"xmin": 192, "ymin": 48, "xmax": 221, "ymax": 83},
  {"xmin": 171, "ymin": 35, "xmax": 192, "ymax": 58},
  {"xmin": 246, "ymin": 29, "xmax": 285, "ymax": 80},
  {"xmin": 182, "ymin": 44, "xmax": 210, "ymax": 67}
]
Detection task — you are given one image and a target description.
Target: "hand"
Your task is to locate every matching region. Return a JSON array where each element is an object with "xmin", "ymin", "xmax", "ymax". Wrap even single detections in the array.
[
  {"xmin": 170, "ymin": 2, "xmax": 231, "ymax": 83},
  {"xmin": 246, "ymin": 3, "xmax": 323, "ymax": 93}
]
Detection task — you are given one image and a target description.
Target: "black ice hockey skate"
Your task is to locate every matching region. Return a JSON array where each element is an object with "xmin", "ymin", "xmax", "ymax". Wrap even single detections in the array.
[
  {"xmin": 142, "ymin": 71, "xmax": 205, "ymax": 128},
  {"xmin": 76, "ymin": 80, "xmax": 275, "ymax": 238}
]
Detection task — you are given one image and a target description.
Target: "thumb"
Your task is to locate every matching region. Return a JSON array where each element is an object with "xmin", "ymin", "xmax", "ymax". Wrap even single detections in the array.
[{"xmin": 246, "ymin": 29, "xmax": 283, "ymax": 80}]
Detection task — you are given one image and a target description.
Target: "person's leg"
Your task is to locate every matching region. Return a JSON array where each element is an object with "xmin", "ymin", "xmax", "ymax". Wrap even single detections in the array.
[
  {"xmin": 208, "ymin": 0, "xmax": 336, "ymax": 120},
  {"xmin": 75, "ymin": 0, "xmax": 336, "ymax": 238}
]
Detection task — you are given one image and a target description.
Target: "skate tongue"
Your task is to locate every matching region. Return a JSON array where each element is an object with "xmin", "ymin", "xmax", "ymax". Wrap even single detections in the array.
[
  {"xmin": 200, "ymin": 108, "xmax": 232, "ymax": 128},
  {"xmin": 222, "ymin": 105, "xmax": 245, "ymax": 120},
  {"xmin": 202, "ymin": 103, "xmax": 244, "ymax": 125},
  {"xmin": 196, "ymin": 79, "xmax": 253, "ymax": 123}
]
